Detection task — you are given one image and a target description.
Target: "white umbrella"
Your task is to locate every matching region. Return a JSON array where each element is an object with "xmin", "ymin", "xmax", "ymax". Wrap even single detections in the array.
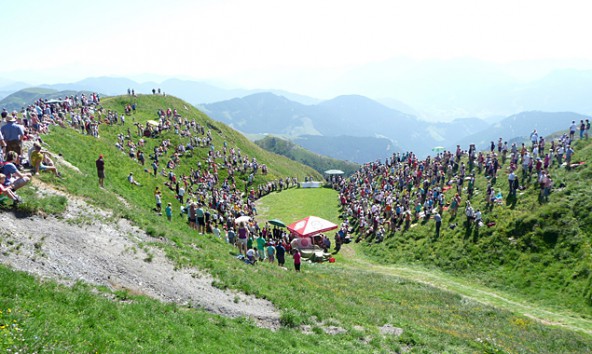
[{"xmin": 234, "ymin": 215, "xmax": 251, "ymax": 224}]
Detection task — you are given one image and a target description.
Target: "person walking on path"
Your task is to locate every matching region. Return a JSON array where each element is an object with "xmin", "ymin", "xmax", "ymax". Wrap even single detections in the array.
[{"xmin": 96, "ymin": 155, "xmax": 105, "ymax": 188}]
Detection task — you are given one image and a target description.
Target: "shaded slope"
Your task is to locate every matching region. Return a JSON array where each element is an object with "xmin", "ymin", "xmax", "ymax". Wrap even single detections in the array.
[{"xmin": 255, "ymin": 136, "xmax": 360, "ymax": 175}]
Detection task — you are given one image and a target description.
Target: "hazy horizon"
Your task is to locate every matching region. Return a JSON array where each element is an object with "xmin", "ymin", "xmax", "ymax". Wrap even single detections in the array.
[{"xmin": 3, "ymin": 0, "xmax": 592, "ymax": 121}]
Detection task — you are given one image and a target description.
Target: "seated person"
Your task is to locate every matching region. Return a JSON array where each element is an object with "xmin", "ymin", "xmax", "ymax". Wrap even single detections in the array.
[
  {"xmin": 246, "ymin": 247, "xmax": 257, "ymax": 264},
  {"xmin": 30, "ymin": 142, "xmax": 61, "ymax": 177},
  {"xmin": 1, "ymin": 151, "xmax": 31, "ymax": 191},
  {"xmin": 128, "ymin": 172, "xmax": 140, "ymax": 186},
  {"xmin": 0, "ymin": 173, "xmax": 22, "ymax": 205}
]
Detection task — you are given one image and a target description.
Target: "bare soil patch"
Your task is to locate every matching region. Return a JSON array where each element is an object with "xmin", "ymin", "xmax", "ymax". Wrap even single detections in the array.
[{"xmin": 0, "ymin": 187, "xmax": 280, "ymax": 329}]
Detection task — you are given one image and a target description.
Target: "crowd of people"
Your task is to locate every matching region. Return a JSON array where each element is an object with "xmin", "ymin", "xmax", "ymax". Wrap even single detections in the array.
[
  {"xmin": 0, "ymin": 90, "xmax": 308, "ymax": 269},
  {"xmin": 330, "ymin": 122, "xmax": 587, "ymax": 243},
  {"xmin": 105, "ymin": 90, "xmax": 310, "ymax": 269},
  {"xmin": 3, "ymin": 89, "xmax": 588, "ymax": 270},
  {"xmin": 0, "ymin": 105, "xmax": 66, "ymax": 206}
]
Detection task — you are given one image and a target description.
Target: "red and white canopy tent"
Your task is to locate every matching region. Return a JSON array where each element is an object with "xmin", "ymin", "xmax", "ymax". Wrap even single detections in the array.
[{"xmin": 287, "ymin": 216, "xmax": 338, "ymax": 238}]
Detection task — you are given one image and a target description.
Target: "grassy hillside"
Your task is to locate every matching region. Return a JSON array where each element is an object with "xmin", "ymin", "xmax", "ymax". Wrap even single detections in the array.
[
  {"xmin": 354, "ymin": 136, "xmax": 592, "ymax": 317},
  {"xmin": 255, "ymin": 136, "xmax": 360, "ymax": 176},
  {"xmin": 0, "ymin": 87, "xmax": 90, "ymax": 112},
  {"xmin": 2, "ymin": 94, "xmax": 592, "ymax": 352}
]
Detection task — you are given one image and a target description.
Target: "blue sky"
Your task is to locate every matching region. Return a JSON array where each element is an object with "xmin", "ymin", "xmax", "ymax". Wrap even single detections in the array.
[{"xmin": 2, "ymin": 0, "xmax": 592, "ymax": 97}]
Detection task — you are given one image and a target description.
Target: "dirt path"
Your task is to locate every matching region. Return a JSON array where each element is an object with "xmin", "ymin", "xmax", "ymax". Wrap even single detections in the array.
[
  {"xmin": 341, "ymin": 247, "xmax": 592, "ymax": 335},
  {"xmin": 0, "ymin": 187, "xmax": 280, "ymax": 329}
]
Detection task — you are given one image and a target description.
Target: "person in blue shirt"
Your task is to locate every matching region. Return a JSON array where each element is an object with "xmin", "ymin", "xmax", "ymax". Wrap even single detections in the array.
[
  {"xmin": 1, "ymin": 151, "xmax": 31, "ymax": 191},
  {"xmin": 1, "ymin": 113, "xmax": 25, "ymax": 159}
]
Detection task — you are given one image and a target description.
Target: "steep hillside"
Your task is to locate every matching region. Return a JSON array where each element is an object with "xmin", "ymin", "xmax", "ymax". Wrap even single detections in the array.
[
  {"xmin": 43, "ymin": 94, "xmax": 321, "ymax": 194},
  {"xmin": 354, "ymin": 135, "xmax": 592, "ymax": 316},
  {"xmin": 255, "ymin": 136, "xmax": 360, "ymax": 176},
  {"xmin": 293, "ymin": 135, "xmax": 397, "ymax": 164}
]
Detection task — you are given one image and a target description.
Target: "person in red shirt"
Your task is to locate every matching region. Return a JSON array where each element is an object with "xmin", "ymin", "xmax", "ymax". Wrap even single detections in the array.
[{"xmin": 293, "ymin": 249, "xmax": 301, "ymax": 272}]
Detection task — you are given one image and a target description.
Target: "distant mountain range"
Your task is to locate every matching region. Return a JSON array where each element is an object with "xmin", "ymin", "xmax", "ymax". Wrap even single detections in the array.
[
  {"xmin": 203, "ymin": 93, "xmax": 588, "ymax": 162},
  {"xmin": 202, "ymin": 93, "xmax": 492, "ymax": 161}
]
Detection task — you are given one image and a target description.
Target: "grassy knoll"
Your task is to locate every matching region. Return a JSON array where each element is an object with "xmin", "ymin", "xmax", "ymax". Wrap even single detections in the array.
[{"xmin": 1, "ymin": 94, "xmax": 591, "ymax": 352}]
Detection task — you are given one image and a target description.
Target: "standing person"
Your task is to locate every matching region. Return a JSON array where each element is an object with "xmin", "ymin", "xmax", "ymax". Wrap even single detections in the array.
[
  {"xmin": 165, "ymin": 202, "xmax": 172, "ymax": 221},
  {"xmin": 178, "ymin": 185, "xmax": 185, "ymax": 204},
  {"xmin": 508, "ymin": 170, "xmax": 517, "ymax": 196},
  {"xmin": 434, "ymin": 212, "xmax": 442, "ymax": 239},
  {"xmin": 237, "ymin": 222, "xmax": 249, "ymax": 255},
  {"xmin": 151, "ymin": 160, "xmax": 158, "ymax": 177},
  {"xmin": 155, "ymin": 188, "xmax": 162, "ymax": 213},
  {"xmin": 1, "ymin": 112, "xmax": 25, "ymax": 165},
  {"xmin": 275, "ymin": 241, "xmax": 286, "ymax": 267},
  {"xmin": 570, "ymin": 121, "xmax": 577, "ymax": 140},
  {"xmin": 256, "ymin": 234, "xmax": 267, "ymax": 261},
  {"xmin": 96, "ymin": 155, "xmax": 105, "ymax": 188},
  {"xmin": 196, "ymin": 203, "xmax": 205, "ymax": 234},
  {"xmin": 267, "ymin": 242, "xmax": 276, "ymax": 263},
  {"xmin": 227, "ymin": 227, "xmax": 236, "ymax": 246},
  {"xmin": 293, "ymin": 249, "xmax": 301, "ymax": 272}
]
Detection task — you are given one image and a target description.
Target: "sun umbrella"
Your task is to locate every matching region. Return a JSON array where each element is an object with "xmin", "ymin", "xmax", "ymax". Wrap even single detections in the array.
[
  {"xmin": 432, "ymin": 146, "xmax": 445, "ymax": 153},
  {"xmin": 235, "ymin": 215, "xmax": 251, "ymax": 224},
  {"xmin": 268, "ymin": 219, "xmax": 286, "ymax": 228},
  {"xmin": 324, "ymin": 169, "xmax": 344, "ymax": 175},
  {"xmin": 147, "ymin": 120, "xmax": 160, "ymax": 126},
  {"xmin": 287, "ymin": 216, "xmax": 338, "ymax": 237}
]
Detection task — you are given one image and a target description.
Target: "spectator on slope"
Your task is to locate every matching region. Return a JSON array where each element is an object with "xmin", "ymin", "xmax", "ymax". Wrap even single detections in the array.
[
  {"xmin": 30, "ymin": 142, "xmax": 61, "ymax": 177},
  {"xmin": 508, "ymin": 169, "xmax": 517, "ymax": 197},
  {"xmin": 155, "ymin": 187, "xmax": 162, "ymax": 213},
  {"xmin": 237, "ymin": 221, "xmax": 249, "ymax": 256},
  {"xmin": 0, "ymin": 173, "xmax": 22, "ymax": 205},
  {"xmin": 165, "ymin": 202, "xmax": 173, "ymax": 221},
  {"xmin": 196, "ymin": 203, "xmax": 206, "ymax": 235},
  {"xmin": 434, "ymin": 212, "xmax": 442, "ymax": 239},
  {"xmin": 96, "ymin": 155, "xmax": 105, "ymax": 188},
  {"xmin": 128, "ymin": 172, "xmax": 140, "ymax": 186},
  {"xmin": 1, "ymin": 151, "xmax": 31, "ymax": 192},
  {"xmin": 227, "ymin": 226, "xmax": 236, "ymax": 246},
  {"xmin": 256, "ymin": 234, "xmax": 267, "ymax": 261},
  {"xmin": 565, "ymin": 145, "xmax": 575, "ymax": 169},
  {"xmin": 275, "ymin": 241, "xmax": 286, "ymax": 266},
  {"xmin": 266, "ymin": 241, "xmax": 276, "ymax": 263},
  {"xmin": 570, "ymin": 121, "xmax": 577, "ymax": 140},
  {"xmin": 292, "ymin": 248, "xmax": 301, "ymax": 272},
  {"xmin": 1, "ymin": 111, "xmax": 25, "ymax": 165}
]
